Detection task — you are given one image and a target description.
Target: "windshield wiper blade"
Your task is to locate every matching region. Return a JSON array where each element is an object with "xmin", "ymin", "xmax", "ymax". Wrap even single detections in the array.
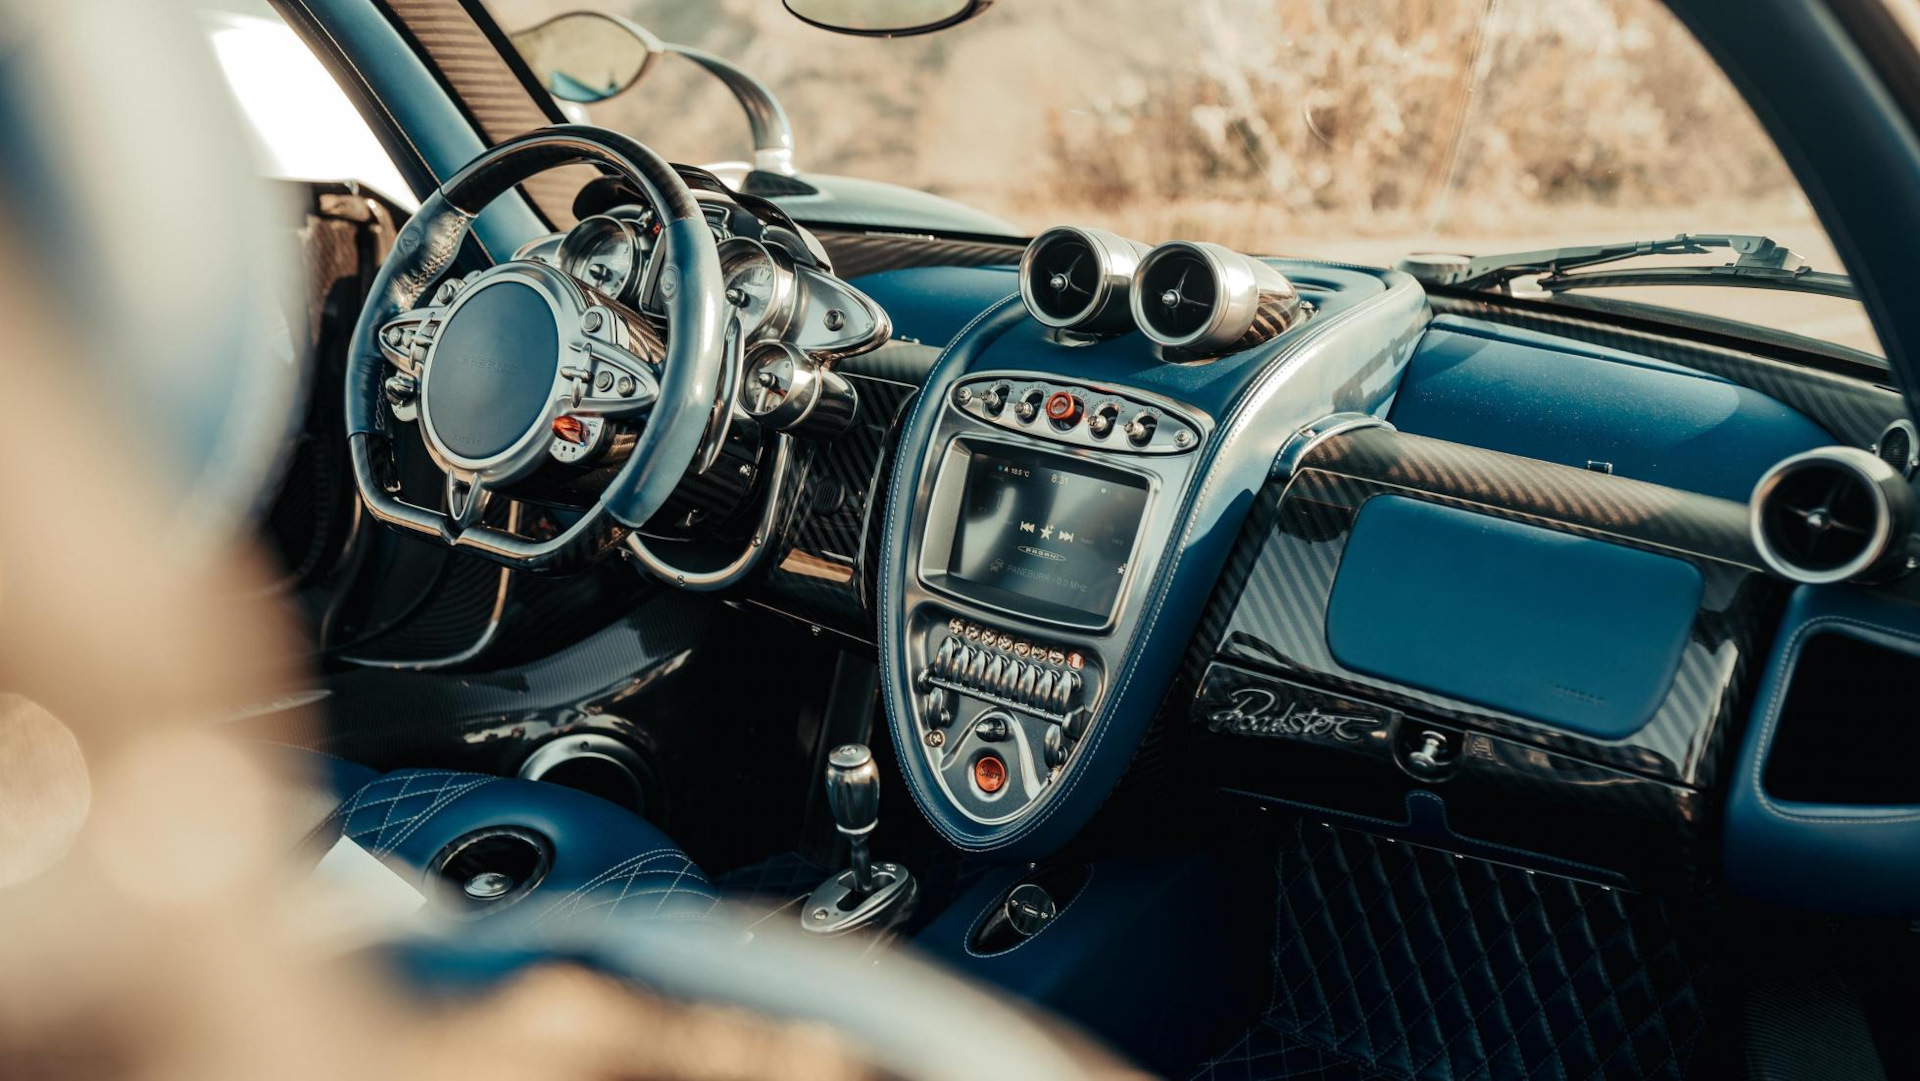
[
  {"xmin": 1528, "ymin": 259, "xmax": 1858, "ymax": 297},
  {"xmin": 1534, "ymin": 262, "xmax": 1857, "ymax": 300},
  {"xmin": 1397, "ymin": 232, "xmax": 1854, "ymax": 298}
]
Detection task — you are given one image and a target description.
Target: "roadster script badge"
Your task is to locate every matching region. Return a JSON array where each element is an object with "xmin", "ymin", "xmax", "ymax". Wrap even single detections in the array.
[{"xmin": 1206, "ymin": 686, "xmax": 1382, "ymax": 742}]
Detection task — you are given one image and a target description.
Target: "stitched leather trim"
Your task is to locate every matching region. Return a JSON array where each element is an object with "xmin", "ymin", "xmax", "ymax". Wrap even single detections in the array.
[
  {"xmin": 1748, "ymin": 613, "xmax": 1920, "ymax": 825},
  {"xmin": 960, "ymin": 866, "xmax": 1094, "ymax": 960},
  {"xmin": 316, "ymin": 769, "xmax": 498, "ymax": 855},
  {"xmin": 531, "ymin": 847, "xmax": 719, "ymax": 925}
]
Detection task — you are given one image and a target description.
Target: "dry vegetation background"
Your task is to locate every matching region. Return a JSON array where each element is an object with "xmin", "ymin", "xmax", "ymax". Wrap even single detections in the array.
[{"xmin": 487, "ymin": 0, "xmax": 1877, "ymax": 350}]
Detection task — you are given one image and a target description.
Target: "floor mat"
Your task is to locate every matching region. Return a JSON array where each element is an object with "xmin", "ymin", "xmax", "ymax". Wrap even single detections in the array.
[{"xmin": 1191, "ymin": 821, "xmax": 1713, "ymax": 1081}]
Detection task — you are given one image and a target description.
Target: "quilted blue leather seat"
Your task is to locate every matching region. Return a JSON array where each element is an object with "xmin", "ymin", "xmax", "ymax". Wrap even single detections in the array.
[{"xmin": 266, "ymin": 746, "xmax": 719, "ymax": 924}]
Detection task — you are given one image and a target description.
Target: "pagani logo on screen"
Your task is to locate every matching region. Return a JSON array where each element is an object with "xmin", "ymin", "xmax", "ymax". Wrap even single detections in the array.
[{"xmin": 1015, "ymin": 545, "xmax": 1067, "ymax": 562}]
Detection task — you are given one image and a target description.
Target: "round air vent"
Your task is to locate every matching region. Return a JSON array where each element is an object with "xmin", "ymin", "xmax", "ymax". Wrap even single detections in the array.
[
  {"xmin": 428, "ymin": 826, "xmax": 552, "ymax": 918},
  {"xmin": 1872, "ymin": 419, "xmax": 1917, "ymax": 478},
  {"xmin": 1017, "ymin": 226, "xmax": 1146, "ymax": 334},
  {"xmin": 1129, "ymin": 240, "xmax": 1304, "ymax": 353},
  {"xmin": 1750, "ymin": 446, "xmax": 1912, "ymax": 584}
]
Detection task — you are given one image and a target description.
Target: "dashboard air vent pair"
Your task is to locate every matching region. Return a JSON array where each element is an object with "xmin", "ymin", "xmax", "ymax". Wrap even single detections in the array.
[
  {"xmin": 1018, "ymin": 226, "xmax": 1304, "ymax": 353},
  {"xmin": 1750, "ymin": 445, "xmax": 1913, "ymax": 584}
]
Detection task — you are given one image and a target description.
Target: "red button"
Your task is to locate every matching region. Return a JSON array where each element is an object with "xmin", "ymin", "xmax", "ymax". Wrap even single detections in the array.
[
  {"xmin": 1044, "ymin": 392, "xmax": 1083, "ymax": 425},
  {"xmin": 974, "ymin": 755, "xmax": 1007, "ymax": 794},
  {"xmin": 552, "ymin": 416, "xmax": 587, "ymax": 444}
]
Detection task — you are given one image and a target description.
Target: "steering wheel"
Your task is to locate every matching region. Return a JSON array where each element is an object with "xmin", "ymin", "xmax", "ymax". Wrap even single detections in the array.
[{"xmin": 346, "ymin": 126, "xmax": 727, "ymax": 570}]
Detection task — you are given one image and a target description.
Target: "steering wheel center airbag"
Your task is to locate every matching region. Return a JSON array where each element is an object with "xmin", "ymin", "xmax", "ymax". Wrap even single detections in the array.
[{"xmin": 422, "ymin": 280, "xmax": 561, "ymax": 461}]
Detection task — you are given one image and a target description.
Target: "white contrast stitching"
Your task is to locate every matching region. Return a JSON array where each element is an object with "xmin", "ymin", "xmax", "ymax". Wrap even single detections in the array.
[
  {"xmin": 877, "ymin": 293, "xmax": 1028, "ymax": 848},
  {"xmin": 1747, "ymin": 611, "xmax": 1920, "ymax": 824},
  {"xmin": 532, "ymin": 847, "xmax": 718, "ymax": 924},
  {"xmin": 961, "ymin": 865, "xmax": 1095, "ymax": 959}
]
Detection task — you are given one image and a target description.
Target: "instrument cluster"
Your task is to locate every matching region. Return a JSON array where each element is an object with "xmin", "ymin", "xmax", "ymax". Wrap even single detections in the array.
[
  {"xmin": 557, "ymin": 211, "xmax": 650, "ymax": 299},
  {"xmin": 520, "ymin": 191, "xmax": 891, "ymax": 448}
]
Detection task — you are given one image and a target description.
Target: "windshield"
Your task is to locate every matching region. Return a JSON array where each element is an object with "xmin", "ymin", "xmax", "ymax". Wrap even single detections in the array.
[{"xmin": 485, "ymin": 0, "xmax": 1881, "ymax": 358}]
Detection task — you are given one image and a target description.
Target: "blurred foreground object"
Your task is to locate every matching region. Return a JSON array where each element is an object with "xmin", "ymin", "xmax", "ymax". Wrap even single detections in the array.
[
  {"xmin": 0, "ymin": 5, "xmax": 1133, "ymax": 1080},
  {"xmin": 0, "ymin": 0, "xmax": 299, "ymax": 555},
  {"xmin": 0, "ymin": 695, "xmax": 88, "ymax": 889}
]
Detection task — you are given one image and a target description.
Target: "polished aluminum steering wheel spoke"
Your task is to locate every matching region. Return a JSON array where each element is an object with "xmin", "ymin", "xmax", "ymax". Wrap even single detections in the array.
[
  {"xmin": 444, "ymin": 469, "xmax": 492, "ymax": 533},
  {"xmin": 376, "ymin": 305, "xmax": 447, "ymax": 377},
  {"xmin": 563, "ymin": 332, "xmax": 661, "ymax": 418}
]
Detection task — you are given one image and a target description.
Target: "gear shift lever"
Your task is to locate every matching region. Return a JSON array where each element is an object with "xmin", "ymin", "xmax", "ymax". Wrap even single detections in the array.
[
  {"xmin": 825, "ymin": 744, "xmax": 881, "ymax": 893},
  {"xmin": 803, "ymin": 743, "xmax": 916, "ymax": 935}
]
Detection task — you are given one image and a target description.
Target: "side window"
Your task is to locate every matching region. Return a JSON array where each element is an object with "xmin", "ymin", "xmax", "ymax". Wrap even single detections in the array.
[{"xmin": 202, "ymin": 6, "xmax": 418, "ymax": 210}]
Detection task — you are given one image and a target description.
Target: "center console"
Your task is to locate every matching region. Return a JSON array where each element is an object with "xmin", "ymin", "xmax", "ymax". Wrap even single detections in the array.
[
  {"xmin": 873, "ymin": 239, "xmax": 1428, "ymax": 858},
  {"xmin": 895, "ymin": 374, "xmax": 1208, "ymax": 826}
]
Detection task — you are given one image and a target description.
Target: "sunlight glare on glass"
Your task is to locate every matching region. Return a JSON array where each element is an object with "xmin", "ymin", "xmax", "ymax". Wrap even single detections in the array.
[{"xmin": 206, "ymin": 14, "xmax": 418, "ymax": 210}]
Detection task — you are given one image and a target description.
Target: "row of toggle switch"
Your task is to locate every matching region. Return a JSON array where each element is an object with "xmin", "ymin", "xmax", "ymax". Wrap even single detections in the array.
[
  {"xmin": 957, "ymin": 383, "xmax": 1169, "ymax": 447},
  {"xmin": 918, "ymin": 621, "xmax": 1087, "ymax": 723},
  {"xmin": 949, "ymin": 377, "xmax": 1201, "ymax": 455},
  {"xmin": 947, "ymin": 617, "xmax": 1082, "ymax": 667},
  {"xmin": 928, "ymin": 634, "xmax": 1082, "ymax": 717}
]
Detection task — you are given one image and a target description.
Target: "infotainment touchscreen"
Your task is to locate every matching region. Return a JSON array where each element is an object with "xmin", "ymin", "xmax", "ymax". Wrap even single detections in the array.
[{"xmin": 948, "ymin": 445, "xmax": 1149, "ymax": 620}]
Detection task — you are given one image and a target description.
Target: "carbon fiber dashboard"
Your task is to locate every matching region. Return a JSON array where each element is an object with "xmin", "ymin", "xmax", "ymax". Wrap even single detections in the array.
[{"xmin": 1191, "ymin": 425, "xmax": 1784, "ymax": 886}]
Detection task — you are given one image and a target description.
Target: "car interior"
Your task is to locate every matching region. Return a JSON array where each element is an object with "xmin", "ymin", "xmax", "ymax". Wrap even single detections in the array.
[{"xmin": 24, "ymin": 0, "xmax": 1920, "ymax": 1077}]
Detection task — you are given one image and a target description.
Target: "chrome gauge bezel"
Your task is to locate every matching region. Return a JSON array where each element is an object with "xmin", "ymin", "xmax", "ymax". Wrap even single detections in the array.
[
  {"xmin": 739, "ymin": 340, "xmax": 817, "ymax": 425},
  {"xmin": 558, "ymin": 214, "xmax": 646, "ymax": 303},
  {"xmin": 718, "ymin": 235, "xmax": 797, "ymax": 343}
]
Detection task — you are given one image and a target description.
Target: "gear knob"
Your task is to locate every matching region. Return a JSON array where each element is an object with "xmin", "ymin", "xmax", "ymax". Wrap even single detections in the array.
[{"xmin": 824, "ymin": 744, "xmax": 880, "ymax": 836}]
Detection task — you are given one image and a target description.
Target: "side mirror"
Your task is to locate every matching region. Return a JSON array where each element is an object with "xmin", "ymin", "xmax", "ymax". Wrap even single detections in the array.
[
  {"xmin": 782, "ymin": 0, "xmax": 993, "ymax": 38},
  {"xmin": 510, "ymin": 11, "xmax": 662, "ymax": 104}
]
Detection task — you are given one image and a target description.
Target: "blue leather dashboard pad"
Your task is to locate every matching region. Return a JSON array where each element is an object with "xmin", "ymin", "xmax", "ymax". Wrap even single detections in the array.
[
  {"xmin": 848, "ymin": 264, "xmax": 1019, "ymax": 347},
  {"xmin": 1389, "ymin": 315, "xmax": 1833, "ymax": 500},
  {"xmin": 1325, "ymin": 495, "xmax": 1704, "ymax": 740}
]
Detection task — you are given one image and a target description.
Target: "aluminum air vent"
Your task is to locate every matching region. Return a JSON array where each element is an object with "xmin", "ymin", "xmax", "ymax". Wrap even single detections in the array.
[
  {"xmin": 1873, "ymin": 419, "xmax": 1917, "ymax": 478},
  {"xmin": 1130, "ymin": 240, "xmax": 1304, "ymax": 353},
  {"xmin": 1750, "ymin": 446, "xmax": 1912, "ymax": 584},
  {"xmin": 1018, "ymin": 226, "xmax": 1146, "ymax": 334}
]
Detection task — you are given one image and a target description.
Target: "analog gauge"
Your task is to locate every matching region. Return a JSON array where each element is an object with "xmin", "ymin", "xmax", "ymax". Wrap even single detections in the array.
[
  {"xmin": 559, "ymin": 214, "xmax": 643, "ymax": 300},
  {"xmin": 742, "ymin": 342, "xmax": 803, "ymax": 420},
  {"xmin": 719, "ymin": 238, "xmax": 793, "ymax": 341},
  {"xmin": 548, "ymin": 414, "xmax": 607, "ymax": 464},
  {"xmin": 740, "ymin": 340, "xmax": 857, "ymax": 439}
]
